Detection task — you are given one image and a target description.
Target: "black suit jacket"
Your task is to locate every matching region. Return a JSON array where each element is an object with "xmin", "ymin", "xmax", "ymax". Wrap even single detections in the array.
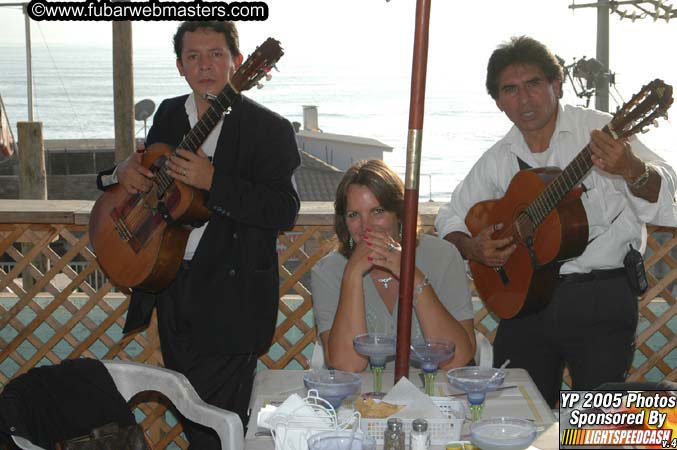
[
  {"xmin": 0, "ymin": 358, "xmax": 135, "ymax": 449},
  {"xmin": 99, "ymin": 94, "xmax": 300, "ymax": 356}
]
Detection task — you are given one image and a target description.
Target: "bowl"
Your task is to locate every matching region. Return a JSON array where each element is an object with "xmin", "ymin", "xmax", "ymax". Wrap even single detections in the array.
[
  {"xmin": 410, "ymin": 338, "xmax": 455, "ymax": 372},
  {"xmin": 352, "ymin": 333, "xmax": 396, "ymax": 367},
  {"xmin": 470, "ymin": 417, "xmax": 537, "ymax": 450},
  {"xmin": 303, "ymin": 369, "xmax": 362, "ymax": 409},
  {"xmin": 446, "ymin": 367, "xmax": 506, "ymax": 393},
  {"xmin": 308, "ymin": 430, "xmax": 376, "ymax": 450}
]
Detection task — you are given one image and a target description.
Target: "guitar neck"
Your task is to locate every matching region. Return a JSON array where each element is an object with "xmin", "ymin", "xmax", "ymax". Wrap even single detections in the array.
[
  {"xmin": 525, "ymin": 125, "xmax": 610, "ymax": 226},
  {"xmin": 176, "ymin": 85, "xmax": 239, "ymax": 153},
  {"xmin": 153, "ymin": 85, "xmax": 239, "ymax": 196}
]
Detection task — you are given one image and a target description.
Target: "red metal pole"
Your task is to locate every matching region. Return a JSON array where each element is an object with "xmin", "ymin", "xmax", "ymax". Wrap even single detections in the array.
[{"xmin": 395, "ymin": 0, "xmax": 432, "ymax": 383}]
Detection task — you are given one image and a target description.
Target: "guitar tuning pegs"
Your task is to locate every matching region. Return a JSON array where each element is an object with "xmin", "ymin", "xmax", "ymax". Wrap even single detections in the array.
[
  {"xmin": 653, "ymin": 119, "xmax": 660, "ymax": 128},
  {"xmin": 272, "ymin": 64, "xmax": 280, "ymax": 72},
  {"xmin": 265, "ymin": 73, "xmax": 273, "ymax": 81},
  {"xmin": 256, "ymin": 82, "xmax": 264, "ymax": 89},
  {"xmin": 641, "ymin": 127, "xmax": 650, "ymax": 134}
]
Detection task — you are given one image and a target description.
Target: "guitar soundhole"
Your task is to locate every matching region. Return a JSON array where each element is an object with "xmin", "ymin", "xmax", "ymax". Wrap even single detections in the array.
[
  {"xmin": 514, "ymin": 211, "xmax": 535, "ymax": 245},
  {"xmin": 151, "ymin": 155, "xmax": 167, "ymax": 171}
]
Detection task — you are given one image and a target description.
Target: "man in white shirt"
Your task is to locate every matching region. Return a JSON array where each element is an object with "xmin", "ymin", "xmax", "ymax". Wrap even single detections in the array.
[{"xmin": 435, "ymin": 36, "xmax": 676, "ymax": 407}]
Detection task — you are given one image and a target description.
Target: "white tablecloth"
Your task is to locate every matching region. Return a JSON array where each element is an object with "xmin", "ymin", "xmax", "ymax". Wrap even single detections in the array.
[{"xmin": 245, "ymin": 368, "xmax": 559, "ymax": 450}]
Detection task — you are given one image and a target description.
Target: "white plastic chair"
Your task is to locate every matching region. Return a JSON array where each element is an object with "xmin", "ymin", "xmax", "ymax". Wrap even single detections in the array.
[
  {"xmin": 474, "ymin": 331, "xmax": 493, "ymax": 368},
  {"xmin": 12, "ymin": 360, "xmax": 244, "ymax": 450},
  {"xmin": 10, "ymin": 436, "xmax": 42, "ymax": 450},
  {"xmin": 310, "ymin": 339, "xmax": 327, "ymax": 369}
]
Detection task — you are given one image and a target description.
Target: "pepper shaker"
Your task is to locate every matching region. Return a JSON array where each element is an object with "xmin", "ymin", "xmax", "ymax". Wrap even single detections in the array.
[{"xmin": 384, "ymin": 417, "xmax": 405, "ymax": 450}]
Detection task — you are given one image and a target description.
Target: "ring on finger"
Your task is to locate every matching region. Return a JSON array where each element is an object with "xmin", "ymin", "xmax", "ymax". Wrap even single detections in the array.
[{"xmin": 387, "ymin": 242, "xmax": 396, "ymax": 252}]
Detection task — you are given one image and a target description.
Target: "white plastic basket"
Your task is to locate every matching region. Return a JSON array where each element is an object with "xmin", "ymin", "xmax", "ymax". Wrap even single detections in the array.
[
  {"xmin": 267, "ymin": 390, "xmax": 361, "ymax": 450},
  {"xmin": 359, "ymin": 396, "xmax": 464, "ymax": 445}
]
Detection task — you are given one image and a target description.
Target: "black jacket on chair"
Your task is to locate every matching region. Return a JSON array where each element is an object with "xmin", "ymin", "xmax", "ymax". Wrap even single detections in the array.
[
  {"xmin": 98, "ymin": 94, "xmax": 300, "ymax": 357},
  {"xmin": 0, "ymin": 358, "xmax": 135, "ymax": 450}
]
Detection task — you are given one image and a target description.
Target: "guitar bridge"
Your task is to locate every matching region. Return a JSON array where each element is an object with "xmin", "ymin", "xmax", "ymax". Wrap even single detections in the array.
[
  {"xmin": 157, "ymin": 202, "xmax": 175, "ymax": 225},
  {"xmin": 525, "ymin": 236, "xmax": 543, "ymax": 270},
  {"xmin": 515, "ymin": 212, "xmax": 542, "ymax": 270},
  {"xmin": 494, "ymin": 266, "xmax": 510, "ymax": 285}
]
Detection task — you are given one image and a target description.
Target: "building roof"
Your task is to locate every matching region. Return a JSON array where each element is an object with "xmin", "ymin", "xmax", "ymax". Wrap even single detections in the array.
[
  {"xmin": 296, "ymin": 130, "xmax": 392, "ymax": 151},
  {"xmin": 3, "ymin": 138, "xmax": 347, "ymax": 202},
  {"xmin": 295, "ymin": 151, "xmax": 344, "ymax": 202},
  {"xmin": 45, "ymin": 138, "xmax": 117, "ymax": 152}
]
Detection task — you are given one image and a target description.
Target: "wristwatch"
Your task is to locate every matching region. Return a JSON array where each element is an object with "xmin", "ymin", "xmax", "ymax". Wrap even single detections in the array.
[
  {"xmin": 628, "ymin": 162, "xmax": 650, "ymax": 189},
  {"xmin": 100, "ymin": 166, "xmax": 119, "ymax": 188}
]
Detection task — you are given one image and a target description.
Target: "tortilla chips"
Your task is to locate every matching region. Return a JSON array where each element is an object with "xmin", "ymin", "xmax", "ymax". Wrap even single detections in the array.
[{"xmin": 355, "ymin": 396, "xmax": 404, "ymax": 418}]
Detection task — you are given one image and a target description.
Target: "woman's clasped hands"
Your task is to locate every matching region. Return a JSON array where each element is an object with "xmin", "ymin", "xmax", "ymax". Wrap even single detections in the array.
[{"xmin": 348, "ymin": 228, "xmax": 402, "ymax": 278}]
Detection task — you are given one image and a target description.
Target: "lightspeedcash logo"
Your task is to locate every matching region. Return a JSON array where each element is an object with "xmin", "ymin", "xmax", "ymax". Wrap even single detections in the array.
[{"xmin": 560, "ymin": 390, "xmax": 677, "ymax": 449}]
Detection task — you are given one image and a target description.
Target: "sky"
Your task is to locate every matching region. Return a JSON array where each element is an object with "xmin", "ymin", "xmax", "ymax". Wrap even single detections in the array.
[
  {"xmin": 1, "ymin": 0, "xmax": 675, "ymax": 96},
  {"xmin": 1, "ymin": 0, "xmax": 675, "ymax": 150},
  {"xmin": 1, "ymin": 0, "xmax": 676, "ymax": 74}
]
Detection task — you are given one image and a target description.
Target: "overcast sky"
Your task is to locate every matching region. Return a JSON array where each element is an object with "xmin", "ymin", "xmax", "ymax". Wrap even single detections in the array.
[
  {"xmin": 1, "ymin": 0, "xmax": 675, "ymax": 146},
  {"xmin": 1, "ymin": 0, "xmax": 675, "ymax": 79}
]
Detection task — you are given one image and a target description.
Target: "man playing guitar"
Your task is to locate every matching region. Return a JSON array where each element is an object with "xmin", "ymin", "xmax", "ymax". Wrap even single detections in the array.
[
  {"xmin": 96, "ymin": 21, "xmax": 300, "ymax": 448},
  {"xmin": 435, "ymin": 36, "xmax": 676, "ymax": 407}
]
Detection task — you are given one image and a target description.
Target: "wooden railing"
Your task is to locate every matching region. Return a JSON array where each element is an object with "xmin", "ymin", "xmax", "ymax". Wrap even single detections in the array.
[{"xmin": 1, "ymin": 200, "xmax": 675, "ymax": 448}]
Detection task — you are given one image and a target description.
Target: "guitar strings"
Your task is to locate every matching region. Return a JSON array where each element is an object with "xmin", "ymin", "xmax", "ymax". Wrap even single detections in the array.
[
  {"xmin": 143, "ymin": 84, "xmax": 247, "ymax": 199},
  {"xmin": 488, "ymin": 82, "xmax": 669, "ymax": 264},
  {"xmin": 493, "ymin": 142, "xmax": 597, "ymax": 253}
]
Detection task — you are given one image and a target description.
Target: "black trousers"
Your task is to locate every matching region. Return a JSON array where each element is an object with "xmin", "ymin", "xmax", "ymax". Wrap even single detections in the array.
[
  {"xmin": 155, "ymin": 264, "xmax": 257, "ymax": 450},
  {"xmin": 493, "ymin": 271, "xmax": 638, "ymax": 408}
]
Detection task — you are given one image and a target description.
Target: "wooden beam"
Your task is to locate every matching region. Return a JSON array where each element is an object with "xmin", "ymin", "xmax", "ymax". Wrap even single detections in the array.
[
  {"xmin": 17, "ymin": 121, "xmax": 46, "ymax": 200},
  {"xmin": 112, "ymin": 21, "xmax": 135, "ymax": 163}
]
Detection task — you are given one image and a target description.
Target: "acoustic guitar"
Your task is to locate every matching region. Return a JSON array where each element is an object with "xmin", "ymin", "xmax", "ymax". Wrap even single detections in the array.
[
  {"xmin": 465, "ymin": 79, "xmax": 673, "ymax": 319},
  {"xmin": 89, "ymin": 38, "xmax": 284, "ymax": 292}
]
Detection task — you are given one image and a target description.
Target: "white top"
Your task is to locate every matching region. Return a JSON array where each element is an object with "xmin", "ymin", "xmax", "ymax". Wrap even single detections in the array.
[
  {"xmin": 530, "ymin": 148, "xmax": 551, "ymax": 167},
  {"xmin": 311, "ymin": 234, "xmax": 474, "ymax": 339},
  {"xmin": 183, "ymin": 93, "xmax": 224, "ymax": 260},
  {"xmin": 435, "ymin": 103, "xmax": 677, "ymax": 274}
]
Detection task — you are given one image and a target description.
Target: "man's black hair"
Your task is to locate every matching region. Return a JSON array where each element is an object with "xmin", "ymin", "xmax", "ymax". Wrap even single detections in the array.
[
  {"xmin": 486, "ymin": 36, "xmax": 564, "ymax": 100},
  {"xmin": 173, "ymin": 21, "xmax": 240, "ymax": 59}
]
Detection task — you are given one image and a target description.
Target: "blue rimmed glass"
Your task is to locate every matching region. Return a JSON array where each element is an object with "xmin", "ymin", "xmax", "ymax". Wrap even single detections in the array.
[
  {"xmin": 409, "ymin": 338, "xmax": 455, "ymax": 396},
  {"xmin": 352, "ymin": 333, "xmax": 396, "ymax": 398},
  {"xmin": 303, "ymin": 369, "xmax": 362, "ymax": 410},
  {"xmin": 447, "ymin": 367, "xmax": 506, "ymax": 421}
]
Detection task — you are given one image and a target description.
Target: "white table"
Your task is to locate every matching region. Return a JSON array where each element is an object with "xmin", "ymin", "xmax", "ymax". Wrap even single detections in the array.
[{"xmin": 245, "ymin": 368, "xmax": 559, "ymax": 450}]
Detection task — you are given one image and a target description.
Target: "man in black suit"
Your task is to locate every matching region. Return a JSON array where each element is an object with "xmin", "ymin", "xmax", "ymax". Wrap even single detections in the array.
[{"xmin": 97, "ymin": 21, "xmax": 300, "ymax": 449}]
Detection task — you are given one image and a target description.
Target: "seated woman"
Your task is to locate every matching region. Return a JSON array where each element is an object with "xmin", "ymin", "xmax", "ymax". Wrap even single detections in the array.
[{"xmin": 312, "ymin": 159, "xmax": 476, "ymax": 372}]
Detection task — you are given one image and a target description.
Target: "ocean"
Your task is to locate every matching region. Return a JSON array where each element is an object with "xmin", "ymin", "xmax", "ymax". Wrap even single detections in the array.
[{"xmin": 2, "ymin": 42, "xmax": 675, "ymax": 202}]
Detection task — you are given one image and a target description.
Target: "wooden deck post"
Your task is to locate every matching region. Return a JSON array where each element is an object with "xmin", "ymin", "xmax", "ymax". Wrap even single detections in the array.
[
  {"xmin": 113, "ymin": 21, "xmax": 135, "ymax": 163},
  {"xmin": 17, "ymin": 121, "xmax": 47, "ymax": 290},
  {"xmin": 17, "ymin": 121, "xmax": 46, "ymax": 200}
]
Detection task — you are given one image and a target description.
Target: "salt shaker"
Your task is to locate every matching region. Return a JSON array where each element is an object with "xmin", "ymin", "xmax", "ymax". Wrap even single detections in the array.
[
  {"xmin": 410, "ymin": 418, "xmax": 431, "ymax": 450},
  {"xmin": 384, "ymin": 417, "xmax": 405, "ymax": 450}
]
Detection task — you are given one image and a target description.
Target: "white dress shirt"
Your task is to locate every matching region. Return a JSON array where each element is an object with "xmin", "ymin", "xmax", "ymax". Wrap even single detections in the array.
[
  {"xmin": 435, "ymin": 103, "xmax": 677, "ymax": 274},
  {"xmin": 183, "ymin": 93, "xmax": 224, "ymax": 260}
]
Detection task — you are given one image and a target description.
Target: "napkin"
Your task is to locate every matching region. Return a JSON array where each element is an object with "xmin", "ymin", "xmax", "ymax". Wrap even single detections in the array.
[
  {"xmin": 256, "ymin": 393, "xmax": 334, "ymax": 450},
  {"xmin": 383, "ymin": 376, "xmax": 446, "ymax": 420}
]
